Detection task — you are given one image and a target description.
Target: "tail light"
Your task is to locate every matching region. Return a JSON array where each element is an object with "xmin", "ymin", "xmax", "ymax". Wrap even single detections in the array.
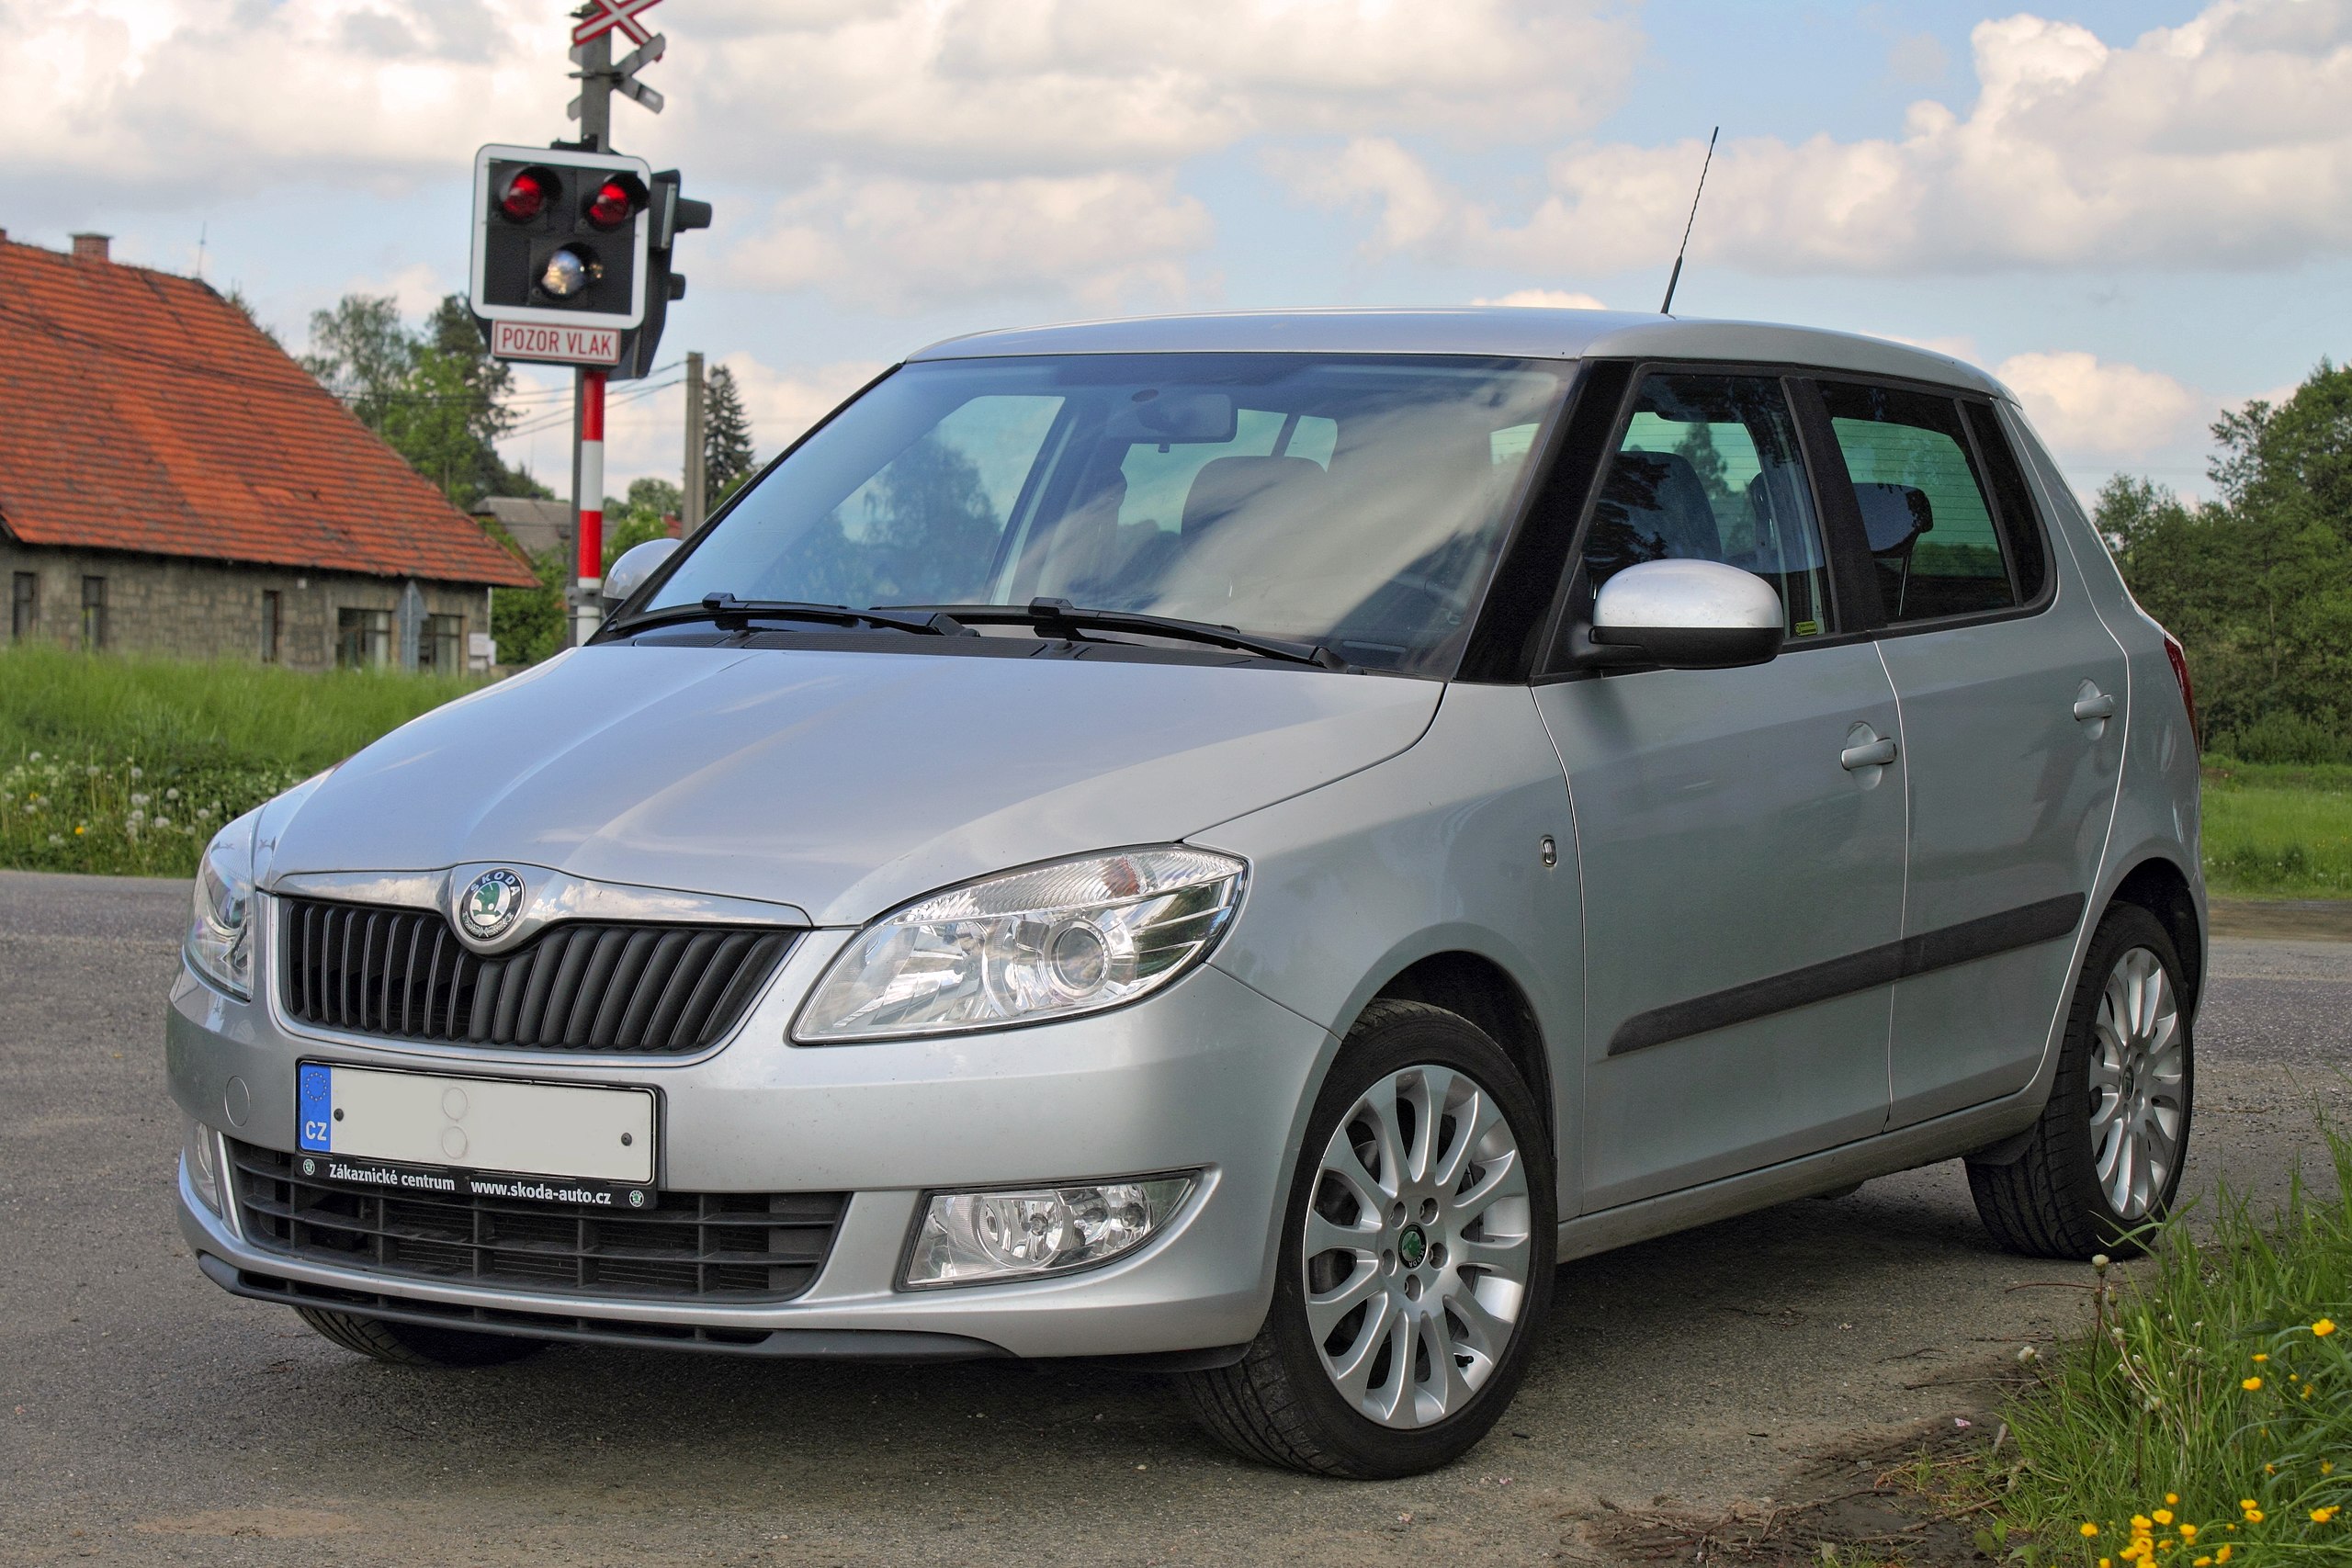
[{"xmin": 2160, "ymin": 627, "xmax": 2199, "ymax": 751}]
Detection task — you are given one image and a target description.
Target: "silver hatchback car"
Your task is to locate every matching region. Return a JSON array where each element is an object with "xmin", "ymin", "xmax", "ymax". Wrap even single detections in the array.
[{"xmin": 170, "ymin": 310, "xmax": 2202, "ymax": 1478}]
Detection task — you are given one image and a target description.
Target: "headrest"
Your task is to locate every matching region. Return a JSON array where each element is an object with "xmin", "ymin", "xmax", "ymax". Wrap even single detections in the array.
[
  {"xmin": 1598, "ymin": 449, "xmax": 1720, "ymax": 561},
  {"xmin": 1181, "ymin": 455, "xmax": 1327, "ymax": 536},
  {"xmin": 1854, "ymin": 482, "xmax": 1933, "ymax": 552}
]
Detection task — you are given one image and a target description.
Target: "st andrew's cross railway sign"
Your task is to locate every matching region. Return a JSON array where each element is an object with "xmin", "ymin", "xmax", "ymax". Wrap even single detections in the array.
[{"xmin": 573, "ymin": 0, "xmax": 662, "ymax": 48}]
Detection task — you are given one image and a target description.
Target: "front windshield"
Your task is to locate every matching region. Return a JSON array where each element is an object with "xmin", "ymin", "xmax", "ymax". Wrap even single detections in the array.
[{"xmin": 646, "ymin": 353, "xmax": 1570, "ymax": 674}]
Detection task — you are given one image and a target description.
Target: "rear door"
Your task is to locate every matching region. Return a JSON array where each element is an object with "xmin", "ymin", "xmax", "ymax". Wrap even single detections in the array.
[
  {"xmin": 1532, "ymin": 368, "xmax": 1907, "ymax": 1211},
  {"xmin": 1805, "ymin": 381, "xmax": 2127, "ymax": 1126}
]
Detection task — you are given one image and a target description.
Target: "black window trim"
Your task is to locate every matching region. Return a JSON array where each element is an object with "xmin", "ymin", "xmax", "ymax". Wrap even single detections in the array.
[
  {"xmin": 1526, "ymin": 357, "xmax": 1881, "ymax": 686},
  {"xmin": 1802, "ymin": 369, "xmax": 2059, "ymax": 641}
]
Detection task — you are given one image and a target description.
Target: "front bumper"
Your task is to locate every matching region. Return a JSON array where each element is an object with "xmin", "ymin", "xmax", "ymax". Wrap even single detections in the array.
[{"xmin": 167, "ymin": 928, "xmax": 1334, "ymax": 1359}]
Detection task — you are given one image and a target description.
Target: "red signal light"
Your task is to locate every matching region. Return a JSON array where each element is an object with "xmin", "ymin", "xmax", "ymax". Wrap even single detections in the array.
[
  {"xmin": 499, "ymin": 170, "xmax": 548, "ymax": 223},
  {"xmin": 586, "ymin": 180, "xmax": 634, "ymax": 230}
]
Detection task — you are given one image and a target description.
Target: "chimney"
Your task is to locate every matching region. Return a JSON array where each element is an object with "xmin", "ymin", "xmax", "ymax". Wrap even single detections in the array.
[{"xmin": 71, "ymin": 232, "xmax": 111, "ymax": 263}]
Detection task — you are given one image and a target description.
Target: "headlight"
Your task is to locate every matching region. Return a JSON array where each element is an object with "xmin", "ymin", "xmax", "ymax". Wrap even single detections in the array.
[
  {"xmin": 185, "ymin": 817, "xmax": 257, "ymax": 998},
  {"xmin": 905, "ymin": 1175, "xmax": 1196, "ymax": 1288},
  {"xmin": 795, "ymin": 847, "xmax": 1244, "ymax": 1043}
]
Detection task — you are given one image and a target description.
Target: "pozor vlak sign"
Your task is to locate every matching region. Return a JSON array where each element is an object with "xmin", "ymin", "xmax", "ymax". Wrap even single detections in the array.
[{"xmin": 469, "ymin": 143, "xmax": 652, "ymax": 365}]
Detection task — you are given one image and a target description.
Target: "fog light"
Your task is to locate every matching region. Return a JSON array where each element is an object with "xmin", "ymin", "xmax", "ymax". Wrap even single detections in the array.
[
  {"xmin": 905, "ymin": 1175, "xmax": 1194, "ymax": 1288},
  {"xmin": 183, "ymin": 1117, "xmax": 223, "ymax": 1215}
]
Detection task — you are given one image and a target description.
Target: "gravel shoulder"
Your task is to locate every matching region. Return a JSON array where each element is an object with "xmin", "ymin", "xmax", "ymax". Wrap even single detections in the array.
[{"xmin": 3, "ymin": 871, "xmax": 2345, "ymax": 1567}]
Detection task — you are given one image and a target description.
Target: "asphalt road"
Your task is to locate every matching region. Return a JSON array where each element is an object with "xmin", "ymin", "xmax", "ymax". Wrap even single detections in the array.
[{"xmin": 4, "ymin": 869, "xmax": 2346, "ymax": 1567}]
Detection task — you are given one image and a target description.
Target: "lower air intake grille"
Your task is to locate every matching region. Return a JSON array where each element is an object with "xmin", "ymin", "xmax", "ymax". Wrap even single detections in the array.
[
  {"xmin": 277, "ymin": 898, "xmax": 796, "ymax": 1055},
  {"xmin": 230, "ymin": 1142, "xmax": 846, "ymax": 1303}
]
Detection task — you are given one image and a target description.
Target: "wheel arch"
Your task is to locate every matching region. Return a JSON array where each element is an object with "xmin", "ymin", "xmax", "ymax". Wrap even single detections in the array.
[
  {"xmin": 2106, "ymin": 853, "xmax": 2204, "ymax": 1014},
  {"xmin": 1364, "ymin": 950, "xmax": 1554, "ymax": 1145}
]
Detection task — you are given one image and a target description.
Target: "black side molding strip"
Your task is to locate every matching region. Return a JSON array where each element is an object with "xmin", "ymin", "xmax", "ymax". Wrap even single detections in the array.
[{"xmin": 1607, "ymin": 892, "xmax": 2086, "ymax": 1058}]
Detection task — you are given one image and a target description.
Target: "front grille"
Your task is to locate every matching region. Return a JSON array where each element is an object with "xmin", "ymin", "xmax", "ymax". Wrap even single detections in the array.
[
  {"xmin": 230, "ymin": 1142, "xmax": 846, "ymax": 1303},
  {"xmin": 278, "ymin": 898, "xmax": 796, "ymax": 1055}
]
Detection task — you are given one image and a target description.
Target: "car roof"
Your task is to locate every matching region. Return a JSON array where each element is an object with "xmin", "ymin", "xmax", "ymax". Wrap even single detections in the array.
[{"xmin": 908, "ymin": 308, "xmax": 2007, "ymax": 397}]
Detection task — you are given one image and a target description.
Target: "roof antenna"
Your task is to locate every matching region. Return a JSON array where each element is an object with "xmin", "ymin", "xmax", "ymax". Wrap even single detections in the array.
[
  {"xmin": 1658, "ymin": 126, "xmax": 1718, "ymax": 316},
  {"xmin": 195, "ymin": 221, "xmax": 207, "ymax": 281}
]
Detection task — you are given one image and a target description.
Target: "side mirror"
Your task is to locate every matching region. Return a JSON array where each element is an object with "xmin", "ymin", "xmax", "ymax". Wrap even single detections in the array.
[
  {"xmin": 603, "ymin": 536, "xmax": 681, "ymax": 612},
  {"xmin": 1588, "ymin": 558, "xmax": 1784, "ymax": 669}
]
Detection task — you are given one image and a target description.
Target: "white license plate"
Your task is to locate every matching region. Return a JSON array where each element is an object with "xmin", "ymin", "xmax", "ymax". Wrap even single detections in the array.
[{"xmin": 297, "ymin": 1063, "xmax": 655, "ymax": 1186}]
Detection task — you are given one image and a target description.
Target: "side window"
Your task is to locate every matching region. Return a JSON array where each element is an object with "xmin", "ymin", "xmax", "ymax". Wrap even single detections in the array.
[
  {"xmin": 1962, "ymin": 401, "xmax": 2048, "ymax": 604},
  {"xmin": 1817, "ymin": 383, "xmax": 2018, "ymax": 623},
  {"xmin": 1582, "ymin": 372, "xmax": 1834, "ymax": 637}
]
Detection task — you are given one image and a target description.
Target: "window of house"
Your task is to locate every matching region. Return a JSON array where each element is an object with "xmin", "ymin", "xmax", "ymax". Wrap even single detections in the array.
[
  {"xmin": 1581, "ymin": 373, "xmax": 1835, "ymax": 637},
  {"xmin": 415, "ymin": 614, "xmax": 463, "ymax": 672},
  {"xmin": 80, "ymin": 576, "xmax": 107, "ymax": 650},
  {"xmin": 10, "ymin": 573, "xmax": 34, "ymax": 642},
  {"xmin": 1817, "ymin": 383, "xmax": 2021, "ymax": 623},
  {"xmin": 261, "ymin": 590, "xmax": 282, "ymax": 663},
  {"xmin": 336, "ymin": 607, "xmax": 391, "ymax": 669}
]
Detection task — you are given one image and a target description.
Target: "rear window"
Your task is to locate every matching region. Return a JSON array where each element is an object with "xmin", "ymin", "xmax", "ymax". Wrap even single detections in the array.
[{"xmin": 1817, "ymin": 383, "xmax": 2023, "ymax": 623}]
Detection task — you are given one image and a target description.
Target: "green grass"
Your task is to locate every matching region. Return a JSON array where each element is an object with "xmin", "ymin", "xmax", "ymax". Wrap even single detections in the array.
[
  {"xmin": 2202, "ymin": 760, "xmax": 2352, "ymax": 900},
  {"xmin": 1, "ymin": 646, "xmax": 481, "ymax": 877},
  {"xmin": 1982, "ymin": 1134, "xmax": 2352, "ymax": 1564}
]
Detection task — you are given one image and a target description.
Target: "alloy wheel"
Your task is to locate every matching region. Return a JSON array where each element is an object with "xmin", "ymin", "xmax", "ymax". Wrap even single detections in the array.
[
  {"xmin": 1301, "ymin": 1064, "xmax": 1534, "ymax": 1428},
  {"xmin": 2086, "ymin": 945, "xmax": 2187, "ymax": 1221}
]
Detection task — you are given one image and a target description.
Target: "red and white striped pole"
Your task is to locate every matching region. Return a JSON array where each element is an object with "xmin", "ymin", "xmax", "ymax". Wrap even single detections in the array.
[{"xmin": 573, "ymin": 367, "xmax": 607, "ymax": 647}]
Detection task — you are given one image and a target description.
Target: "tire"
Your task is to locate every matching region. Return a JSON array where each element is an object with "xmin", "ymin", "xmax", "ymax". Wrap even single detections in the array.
[
  {"xmin": 1967, "ymin": 903, "xmax": 2193, "ymax": 1259},
  {"xmin": 295, "ymin": 1306, "xmax": 547, "ymax": 1368},
  {"xmin": 1179, "ymin": 999, "xmax": 1556, "ymax": 1478}
]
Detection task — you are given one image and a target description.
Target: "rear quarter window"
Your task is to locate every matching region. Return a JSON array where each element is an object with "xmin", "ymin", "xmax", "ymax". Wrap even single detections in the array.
[{"xmin": 1818, "ymin": 382, "xmax": 2021, "ymax": 624}]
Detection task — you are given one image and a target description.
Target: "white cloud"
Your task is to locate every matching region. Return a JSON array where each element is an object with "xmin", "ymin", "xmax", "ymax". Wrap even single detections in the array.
[
  {"xmin": 1996, "ymin": 351, "xmax": 2202, "ymax": 457},
  {"xmin": 715, "ymin": 355, "xmax": 889, "ymax": 460},
  {"xmin": 7, "ymin": 1, "xmax": 563, "ymax": 199},
  {"xmin": 1281, "ymin": 1, "xmax": 2352, "ymax": 276},
  {"xmin": 1473, "ymin": 288, "xmax": 1608, "ymax": 310},
  {"xmin": 677, "ymin": 1, "xmax": 1641, "ymax": 182},
  {"xmin": 720, "ymin": 172, "xmax": 1214, "ymax": 312}
]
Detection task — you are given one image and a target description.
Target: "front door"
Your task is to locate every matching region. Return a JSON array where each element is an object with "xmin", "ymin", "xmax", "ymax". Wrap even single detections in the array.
[
  {"xmin": 1811, "ymin": 383, "xmax": 2128, "ymax": 1126},
  {"xmin": 1532, "ymin": 369, "xmax": 1908, "ymax": 1212}
]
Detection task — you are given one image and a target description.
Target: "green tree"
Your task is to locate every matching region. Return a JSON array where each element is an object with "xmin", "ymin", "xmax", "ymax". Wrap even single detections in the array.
[
  {"xmin": 492, "ymin": 548, "xmax": 571, "ymax": 669},
  {"xmin": 601, "ymin": 478, "xmax": 684, "ymax": 572},
  {"xmin": 300, "ymin": 292, "xmax": 549, "ymax": 513},
  {"xmin": 2099, "ymin": 363, "xmax": 2352, "ymax": 761},
  {"xmin": 704, "ymin": 365, "xmax": 756, "ymax": 500}
]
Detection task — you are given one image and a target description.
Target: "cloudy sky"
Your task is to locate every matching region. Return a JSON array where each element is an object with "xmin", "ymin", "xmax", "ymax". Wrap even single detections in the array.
[{"xmin": 11, "ymin": 0, "xmax": 2349, "ymax": 505}]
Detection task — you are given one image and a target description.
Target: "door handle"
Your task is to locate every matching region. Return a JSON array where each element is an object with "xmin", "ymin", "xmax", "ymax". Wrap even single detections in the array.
[
  {"xmin": 2074, "ymin": 691, "xmax": 2118, "ymax": 722},
  {"xmin": 1840, "ymin": 733, "xmax": 1897, "ymax": 771}
]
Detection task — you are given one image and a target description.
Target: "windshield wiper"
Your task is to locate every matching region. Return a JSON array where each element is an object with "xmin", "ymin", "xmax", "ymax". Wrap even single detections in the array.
[
  {"xmin": 884, "ymin": 598, "xmax": 1349, "ymax": 670},
  {"xmin": 604, "ymin": 593, "xmax": 976, "ymax": 638}
]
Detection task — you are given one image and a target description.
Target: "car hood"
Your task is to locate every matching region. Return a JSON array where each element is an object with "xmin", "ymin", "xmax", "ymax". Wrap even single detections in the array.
[{"xmin": 265, "ymin": 645, "xmax": 1441, "ymax": 925}]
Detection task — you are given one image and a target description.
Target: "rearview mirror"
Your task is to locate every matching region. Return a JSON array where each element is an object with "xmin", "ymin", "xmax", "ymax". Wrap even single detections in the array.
[
  {"xmin": 603, "ymin": 536, "xmax": 681, "ymax": 611},
  {"xmin": 1588, "ymin": 558, "xmax": 1784, "ymax": 669},
  {"xmin": 1103, "ymin": 389, "xmax": 1238, "ymax": 445}
]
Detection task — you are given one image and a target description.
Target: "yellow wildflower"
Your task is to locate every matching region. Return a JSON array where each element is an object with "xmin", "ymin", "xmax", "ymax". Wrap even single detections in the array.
[
  {"xmin": 2154, "ymin": 1510, "xmax": 2175, "ymax": 1526},
  {"xmin": 2315, "ymin": 1318, "xmax": 2337, "ymax": 1337},
  {"xmin": 2167, "ymin": 1495, "xmax": 2180, "ymax": 1506},
  {"xmin": 2254, "ymin": 1353, "xmax": 2268, "ymax": 1362},
  {"xmin": 2083, "ymin": 1523, "xmax": 2102, "ymax": 1538},
  {"xmin": 2325, "ymin": 1461, "xmax": 2336, "ymax": 1475},
  {"xmin": 2195, "ymin": 1558, "xmax": 2212, "ymax": 1567},
  {"xmin": 2314, "ymin": 1506, "xmax": 2341, "ymax": 1524},
  {"xmin": 2245, "ymin": 1509, "xmax": 2265, "ymax": 1525},
  {"xmin": 2217, "ymin": 1548, "xmax": 2233, "ymax": 1563},
  {"xmin": 2243, "ymin": 1376, "xmax": 2264, "ymax": 1391},
  {"xmin": 2180, "ymin": 1523, "xmax": 2199, "ymax": 1540}
]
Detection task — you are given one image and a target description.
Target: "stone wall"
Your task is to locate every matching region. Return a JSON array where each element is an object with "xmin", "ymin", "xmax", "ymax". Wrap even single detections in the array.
[{"xmin": 1, "ymin": 542, "xmax": 496, "ymax": 672}]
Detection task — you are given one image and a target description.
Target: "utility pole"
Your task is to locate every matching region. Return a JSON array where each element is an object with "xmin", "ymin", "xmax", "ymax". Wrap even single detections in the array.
[
  {"xmin": 682, "ymin": 351, "xmax": 707, "ymax": 536},
  {"xmin": 568, "ymin": 20, "xmax": 614, "ymax": 647}
]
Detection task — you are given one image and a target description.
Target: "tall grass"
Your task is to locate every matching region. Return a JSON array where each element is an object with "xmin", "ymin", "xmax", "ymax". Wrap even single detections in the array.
[
  {"xmin": 1, "ymin": 647, "xmax": 481, "ymax": 877},
  {"xmin": 1989, "ymin": 1134, "xmax": 2352, "ymax": 1562},
  {"xmin": 2202, "ymin": 760, "xmax": 2352, "ymax": 900}
]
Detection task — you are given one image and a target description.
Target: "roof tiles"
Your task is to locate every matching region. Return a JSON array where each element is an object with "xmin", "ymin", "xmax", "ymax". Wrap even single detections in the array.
[{"xmin": 0, "ymin": 239, "xmax": 538, "ymax": 588}]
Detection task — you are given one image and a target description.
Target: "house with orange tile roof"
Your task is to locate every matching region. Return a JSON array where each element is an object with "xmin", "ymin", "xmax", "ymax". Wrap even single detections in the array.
[{"xmin": 0, "ymin": 231, "xmax": 538, "ymax": 672}]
